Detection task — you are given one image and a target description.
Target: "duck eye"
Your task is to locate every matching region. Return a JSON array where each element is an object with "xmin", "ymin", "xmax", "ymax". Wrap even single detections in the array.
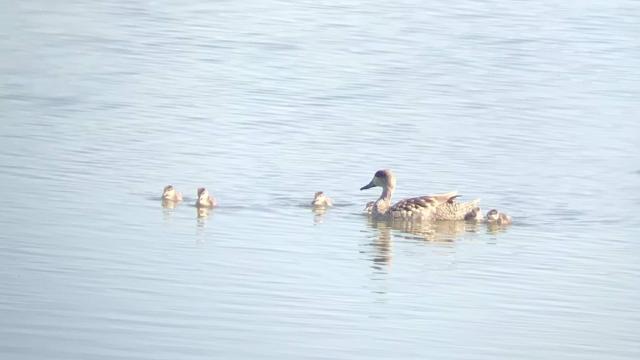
[{"xmin": 374, "ymin": 170, "xmax": 386, "ymax": 178}]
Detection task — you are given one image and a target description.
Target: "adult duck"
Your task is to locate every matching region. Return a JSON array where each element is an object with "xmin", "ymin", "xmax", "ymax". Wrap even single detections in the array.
[{"xmin": 360, "ymin": 169, "xmax": 479, "ymax": 221}]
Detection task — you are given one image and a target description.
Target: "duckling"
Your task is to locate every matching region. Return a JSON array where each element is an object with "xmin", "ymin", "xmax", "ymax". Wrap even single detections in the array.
[
  {"xmin": 162, "ymin": 185, "xmax": 183, "ymax": 202},
  {"xmin": 195, "ymin": 187, "xmax": 217, "ymax": 208},
  {"xmin": 486, "ymin": 209, "xmax": 512, "ymax": 225},
  {"xmin": 364, "ymin": 201, "xmax": 375, "ymax": 213},
  {"xmin": 464, "ymin": 206, "xmax": 483, "ymax": 222},
  {"xmin": 311, "ymin": 191, "xmax": 333, "ymax": 208}
]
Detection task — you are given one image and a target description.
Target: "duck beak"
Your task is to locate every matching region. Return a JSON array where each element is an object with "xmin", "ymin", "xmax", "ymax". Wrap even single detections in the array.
[{"xmin": 360, "ymin": 181, "xmax": 375, "ymax": 190}]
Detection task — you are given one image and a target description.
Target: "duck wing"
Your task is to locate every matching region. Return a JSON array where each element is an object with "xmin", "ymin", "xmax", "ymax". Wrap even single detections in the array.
[
  {"xmin": 390, "ymin": 196, "xmax": 435, "ymax": 214},
  {"xmin": 390, "ymin": 191, "xmax": 459, "ymax": 211}
]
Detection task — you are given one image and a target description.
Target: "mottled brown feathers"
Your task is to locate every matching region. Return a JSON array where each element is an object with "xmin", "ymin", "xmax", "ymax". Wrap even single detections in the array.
[{"xmin": 390, "ymin": 196, "xmax": 436, "ymax": 212}]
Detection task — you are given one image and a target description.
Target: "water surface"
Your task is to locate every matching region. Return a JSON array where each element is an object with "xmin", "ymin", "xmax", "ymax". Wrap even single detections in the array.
[{"xmin": 1, "ymin": 1, "xmax": 639, "ymax": 359}]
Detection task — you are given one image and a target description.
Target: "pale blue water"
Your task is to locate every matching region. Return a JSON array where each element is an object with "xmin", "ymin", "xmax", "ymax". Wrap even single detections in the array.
[{"xmin": 1, "ymin": 1, "xmax": 639, "ymax": 359}]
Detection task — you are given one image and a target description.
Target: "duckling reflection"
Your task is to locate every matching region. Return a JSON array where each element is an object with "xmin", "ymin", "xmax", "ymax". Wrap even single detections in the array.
[
  {"xmin": 195, "ymin": 207, "xmax": 210, "ymax": 233},
  {"xmin": 196, "ymin": 206, "xmax": 211, "ymax": 219},
  {"xmin": 161, "ymin": 206, "xmax": 175, "ymax": 223},
  {"xmin": 162, "ymin": 199, "xmax": 179, "ymax": 209},
  {"xmin": 161, "ymin": 185, "xmax": 182, "ymax": 208},
  {"xmin": 311, "ymin": 206, "xmax": 327, "ymax": 225}
]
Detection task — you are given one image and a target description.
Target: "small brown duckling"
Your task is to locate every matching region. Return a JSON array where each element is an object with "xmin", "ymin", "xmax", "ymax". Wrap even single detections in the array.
[
  {"xmin": 464, "ymin": 207, "xmax": 483, "ymax": 222},
  {"xmin": 162, "ymin": 185, "xmax": 183, "ymax": 202},
  {"xmin": 311, "ymin": 191, "xmax": 333, "ymax": 208},
  {"xmin": 195, "ymin": 187, "xmax": 217, "ymax": 208},
  {"xmin": 486, "ymin": 209, "xmax": 512, "ymax": 225},
  {"xmin": 363, "ymin": 201, "xmax": 375, "ymax": 213}
]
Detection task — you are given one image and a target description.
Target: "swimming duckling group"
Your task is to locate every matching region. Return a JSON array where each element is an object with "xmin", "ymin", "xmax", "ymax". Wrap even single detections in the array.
[
  {"xmin": 162, "ymin": 185, "xmax": 217, "ymax": 208},
  {"xmin": 162, "ymin": 169, "xmax": 511, "ymax": 225}
]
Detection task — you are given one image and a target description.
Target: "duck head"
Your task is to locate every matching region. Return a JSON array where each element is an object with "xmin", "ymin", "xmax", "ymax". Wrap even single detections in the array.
[{"xmin": 360, "ymin": 169, "xmax": 396, "ymax": 191}]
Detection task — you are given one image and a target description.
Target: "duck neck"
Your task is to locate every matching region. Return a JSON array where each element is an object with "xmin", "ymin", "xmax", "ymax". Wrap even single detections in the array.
[{"xmin": 376, "ymin": 185, "xmax": 394, "ymax": 208}]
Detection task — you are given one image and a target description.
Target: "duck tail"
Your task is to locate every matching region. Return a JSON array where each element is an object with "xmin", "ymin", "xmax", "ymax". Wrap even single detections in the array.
[{"xmin": 431, "ymin": 191, "xmax": 460, "ymax": 204}]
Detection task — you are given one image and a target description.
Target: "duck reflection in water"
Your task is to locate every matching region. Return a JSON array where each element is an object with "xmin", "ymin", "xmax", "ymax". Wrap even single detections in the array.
[
  {"xmin": 311, "ymin": 206, "xmax": 327, "ymax": 225},
  {"xmin": 366, "ymin": 217, "xmax": 393, "ymax": 270},
  {"xmin": 196, "ymin": 206, "xmax": 211, "ymax": 219},
  {"xmin": 366, "ymin": 215, "xmax": 481, "ymax": 245}
]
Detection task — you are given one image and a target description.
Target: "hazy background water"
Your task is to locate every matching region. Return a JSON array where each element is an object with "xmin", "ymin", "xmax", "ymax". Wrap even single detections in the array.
[{"xmin": 1, "ymin": 0, "xmax": 639, "ymax": 359}]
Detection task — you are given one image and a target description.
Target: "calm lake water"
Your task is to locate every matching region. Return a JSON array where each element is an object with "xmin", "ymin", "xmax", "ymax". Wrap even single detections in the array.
[{"xmin": 1, "ymin": 1, "xmax": 639, "ymax": 359}]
